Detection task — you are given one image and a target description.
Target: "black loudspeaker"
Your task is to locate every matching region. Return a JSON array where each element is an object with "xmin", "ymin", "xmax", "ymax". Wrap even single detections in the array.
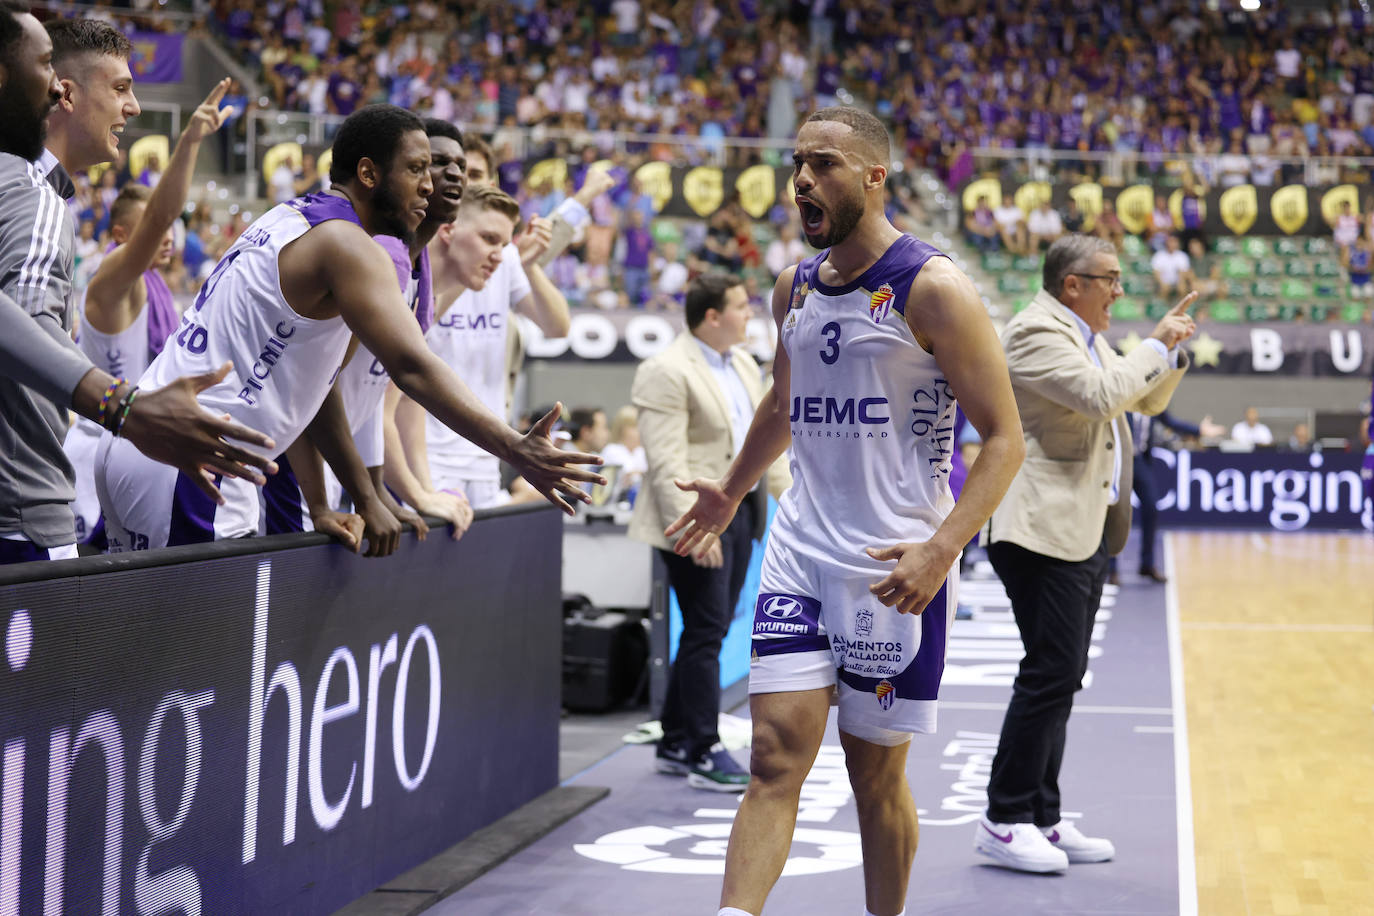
[{"xmin": 562, "ymin": 611, "xmax": 649, "ymax": 712}]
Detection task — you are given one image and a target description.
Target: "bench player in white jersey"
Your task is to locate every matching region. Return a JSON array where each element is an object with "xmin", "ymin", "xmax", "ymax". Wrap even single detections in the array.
[
  {"xmin": 265, "ymin": 117, "xmax": 473, "ymax": 548},
  {"xmin": 666, "ymin": 108, "xmax": 1026, "ymax": 916},
  {"xmin": 95, "ymin": 104, "xmax": 603, "ymax": 552},
  {"xmin": 64, "ymin": 79, "xmax": 233, "ymax": 545},
  {"xmin": 393, "ymin": 135, "xmax": 612, "ymax": 510}
]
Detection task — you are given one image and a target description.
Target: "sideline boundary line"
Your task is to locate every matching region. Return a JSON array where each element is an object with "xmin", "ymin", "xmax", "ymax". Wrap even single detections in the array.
[{"xmin": 1165, "ymin": 533, "xmax": 1198, "ymax": 916}]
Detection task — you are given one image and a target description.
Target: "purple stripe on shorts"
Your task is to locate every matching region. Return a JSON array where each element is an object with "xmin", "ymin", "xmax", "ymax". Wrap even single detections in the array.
[
  {"xmin": 167, "ymin": 471, "xmax": 220, "ymax": 546},
  {"xmin": 262, "ymin": 452, "xmax": 307, "ymax": 535},
  {"xmin": 838, "ymin": 581, "xmax": 950, "ymax": 702},
  {"xmin": 0, "ymin": 540, "xmax": 50, "ymax": 565}
]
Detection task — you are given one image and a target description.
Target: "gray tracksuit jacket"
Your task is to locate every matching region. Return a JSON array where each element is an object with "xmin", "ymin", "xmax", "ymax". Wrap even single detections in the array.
[{"xmin": 0, "ymin": 151, "xmax": 83, "ymax": 547}]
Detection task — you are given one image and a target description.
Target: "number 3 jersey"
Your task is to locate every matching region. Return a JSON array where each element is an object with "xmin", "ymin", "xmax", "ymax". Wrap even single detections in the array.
[{"xmin": 772, "ymin": 234, "xmax": 957, "ymax": 574}]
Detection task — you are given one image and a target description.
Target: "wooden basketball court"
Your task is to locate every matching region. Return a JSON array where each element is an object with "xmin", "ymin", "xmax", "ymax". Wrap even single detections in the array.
[{"xmin": 1171, "ymin": 530, "xmax": 1374, "ymax": 916}]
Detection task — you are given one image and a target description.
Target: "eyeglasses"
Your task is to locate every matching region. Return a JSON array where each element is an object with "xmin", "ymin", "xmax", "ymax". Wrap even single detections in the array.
[{"xmin": 1070, "ymin": 273, "xmax": 1123, "ymax": 289}]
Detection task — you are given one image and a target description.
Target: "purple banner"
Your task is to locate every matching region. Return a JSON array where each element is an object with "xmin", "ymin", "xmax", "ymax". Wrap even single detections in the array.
[
  {"xmin": 1148, "ymin": 448, "xmax": 1371, "ymax": 531},
  {"xmin": 128, "ymin": 31, "xmax": 183, "ymax": 83}
]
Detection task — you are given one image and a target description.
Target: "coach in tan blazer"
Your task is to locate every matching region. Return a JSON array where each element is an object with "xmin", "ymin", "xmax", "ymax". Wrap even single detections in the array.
[
  {"xmin": 975, "ymin": 235, "xmax": 1195, "ymax": 872},
  {"xmin": 628, "ymin": 272, "xmax": 789, "ymax": 790}
]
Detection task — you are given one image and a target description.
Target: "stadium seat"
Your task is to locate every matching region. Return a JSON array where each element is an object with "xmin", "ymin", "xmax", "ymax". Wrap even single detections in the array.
[
  {"xmin": 1123, "ymin": 275, "xmax": 1154, "ymax": 297},
  {"xmin": 1313, "ymin": 282, "xmax": 1341, "ymax": 300},
  {"xmin": 1012, "ymin": 254, "xmax": 1042, "ymax": 273},
  {"xmin": 1255, "ymin": 259, "xmax": 1282, "ymax": 277},
  {"xmin": 1145, "ymin": 300, "xmax": 1171, "ymax": 320},
  {"xmin": 1122, "ymin": 235, "xmax": 1146, "ymax": 256},
  {"xmin": 1313, "ymin": 260, "xmax": 1342, "ymax": 278},
  {"xmin": 1111, "ymin": 297, "xmax": 1144, "ymax": 320},
  {"xmin": 1213, "ymin": 237, "xmax": 1241, "ymax": 255},
  {"xmin": 1274, "ymin": 238, "xmax": 1302, "ymax": 256},
  {"xmin": 1304, "ymin": 237, "xmax": 1333, "ymax": 256},
  {"xmin": 981, "ymin": 251, "xmax": 1012, "ymax": 272},
  {"xmin": 1280, "ymin": 279, "xmax": 1312, "ymax": 300},
  {"xmin": 998, "ymin": 273, "xmax": 1030, "ymax": 294},
  {"xmin": 1207, "ymin": 300, "xmax": 1243, "ymax": 323},
  {"xmin": 1245, "ymin": 302, "xmax": 1274, "ymax": 321},
  {"xmin": 1307, "ymin": 304, "xmax": 1333, "ymax": 322},
  {"xmin": 1284, "ymin": 260, "xmax": 1312, "ymax": 277},
  {"xmin": 1250, "ymin": 279, "xmax": 1280, "ymax": 298},
  {"xmin": 1242, "ymin": 238, "xmax": 1271, "ymax": 259},
  {"xmin": 1127, "ymin": 257, "xmax": 1153, "ymax": 276},
  {"xmin": 1223, "ymin": 257, "xmax": 1255, "ymax": 279},
  {"xmin": 1339, "ymin": 302, "xmax": 1367, "ymax": 322}
]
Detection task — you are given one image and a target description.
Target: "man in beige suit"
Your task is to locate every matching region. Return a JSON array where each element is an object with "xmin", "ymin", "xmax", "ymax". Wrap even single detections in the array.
[
  {"xmin": 629, "ymin": 272, "xmax": 791, "ymax": 791},
  {"xmin": 975, "ymin": 234, "xmax": 1197, "ymax": 873}
]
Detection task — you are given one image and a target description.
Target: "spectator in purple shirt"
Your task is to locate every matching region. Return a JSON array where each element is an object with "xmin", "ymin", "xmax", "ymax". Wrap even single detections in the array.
[{"xmin": 621, "ymin": 208, "xmax": 654, "ymax": 308}]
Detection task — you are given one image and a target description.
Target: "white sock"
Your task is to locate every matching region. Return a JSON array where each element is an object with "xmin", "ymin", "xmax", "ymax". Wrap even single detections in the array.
[{"xmin": 718, "ymin": 909, "xmax": 755, "ymax": 916}]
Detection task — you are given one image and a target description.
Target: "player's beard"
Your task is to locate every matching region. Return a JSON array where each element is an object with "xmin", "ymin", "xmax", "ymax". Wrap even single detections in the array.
[
  {"xmin": 371, "ymin": 175, "xmax": 416, "ymax": 248},
  {"xmin": 0, "ymin": 82, "xmax": 52, "ymax": 163},
  {"xmin": 802, "ymin": 186, "xmax": 864, "ymax": 249}
]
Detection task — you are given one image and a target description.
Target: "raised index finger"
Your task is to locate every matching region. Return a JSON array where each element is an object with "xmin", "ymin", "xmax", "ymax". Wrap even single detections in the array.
[{"xmin": 1169, "ymin": 290, "xmax": 1200, "ymax": 316}]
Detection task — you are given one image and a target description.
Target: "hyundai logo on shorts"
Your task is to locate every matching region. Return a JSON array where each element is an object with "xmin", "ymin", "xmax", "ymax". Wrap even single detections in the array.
[{"xmin": 762, "ymin": 596, "xmax": 804, "ymax": 619}]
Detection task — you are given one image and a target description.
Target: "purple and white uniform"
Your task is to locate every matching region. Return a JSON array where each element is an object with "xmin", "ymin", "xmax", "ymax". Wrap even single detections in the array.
[
  {"xmin": 750, "ymin": 234, "xmax": 960, "ymax": 743},
  {"xmin": 95, "ymin": 193, "xmax": 360, "ymax": 549},
  {"xmin": 65, "ymin": 259, "xmax": 179, "ymax": 543},
  {"xmin": 262, "ymin": 236, "xmax": 431, "ymax": 532}
]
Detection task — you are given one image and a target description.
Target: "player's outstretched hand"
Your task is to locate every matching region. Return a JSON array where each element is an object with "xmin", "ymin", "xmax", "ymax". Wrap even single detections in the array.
[
  {"xmin": 356, "ymin": 497, "xmax": 404, "ymax": 558},
  {"xmin": 665, "ymin": 477, "xmax": 741, "ymax": 559},
  {"xmin": 512, "ymin": 402, "xmax": 605, "ymax": 515},
  {"xmin": 311, "ymin": 509, "xmax": 365, "ymax": 553},
  {"xmin": 122, "ymin": 362, "xmax": 278, "ymax": 504},
  {"xmin": 865, "ymin": 540, "xmax": 958, "ymax": 616}
]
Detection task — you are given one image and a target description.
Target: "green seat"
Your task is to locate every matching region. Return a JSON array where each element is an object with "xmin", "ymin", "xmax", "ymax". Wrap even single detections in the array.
[
  {"xmin": 1207, "ymin": 300, "xmax": 1243, "ymax": 323},
  {"xmin": 1275, "ymin": 304, "xmax": 1301, "ymax": 321},
  {"xmin": 1339, "ymin": 302, "xmax": 1367, "ymax": 322},
  {"xmin": 1275, "ymin": 238, "xmax": 1302, "ymax": 256},
  {"xmin": 651, "ymin": 221, "xmax": 682, "ymax": 246},
  {"xmin": 1128, "ymin": 257, "xmax": 1153, "ymax": 276},
  {"xmin": 1314, "ymin": 260, "xmax": 1343, "ymax": 278},
  {"xmin": 1122, "ymin": 235, "xmax": 1146, "ymax": 256},
  {"xmin": 1145, "ymin": 300, "xmax": 1171, "ymax": 320},
  {"xmin": 1223, "ymin": 257, "xmax": 1255, "ymax": 280},
  {"xmin": 1280, "ymin": 279, "xmax": 1312, "ymax": 300},
  {"xmin": 1284, "ymin": 259, "xmax": 1313, "ymax": 277},
  {"xmin": 1111, "ymin": 297, "xmax": 1144, "ymax": 321},
  {"xmin": 1304, "ymin": 237, "xmax": 1333, "ymax": 256},
  {"xmin": 982, "ymin": 251, "xmax": 1012, "ymax": 272},
  {"xmin": 1251, "ymin": 279, "xmax": 1280, "ymax": 298},
  {"xmin": 1012, "ymin": 254, "xmax": 1042, "ymax": 273},
  {"xmin": 1255, "ymin": 259, "xmax": 1282, "ymax": 277},
  {"xmin": 1123, "ymin": 275, "xmax": 1154, "ymax": 297},
  {"xmin": 1307, "ymin": 304, "xmax": 1333, "ymax": 322},
  {"xmin": 1313, "ymin": 282, "xmax": 1341, "ymax": 300},
  {"xmin": 1245, "ymin": 302, "xmax": 1274, "ymax": 321},
  {"xmin": 1241, "ymin": 238, "xmax": 1271, "ymax": 259},
  {"xmin": 1213, "ymin": 237, "xmax": 1241, "ymax": 255},
  {"xmin": 1012, "ymin": 295, "xmax": 1035, "ymax": 314},
  {"xmin": 998, "ymin": 273, "xmax": 1030, "ymax": 294}
]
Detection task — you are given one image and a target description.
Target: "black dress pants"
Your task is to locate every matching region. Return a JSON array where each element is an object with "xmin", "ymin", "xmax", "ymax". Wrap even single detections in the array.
[
  {"xmin": 656, "ymin": 498, "xmax": 756, "ymax": 759},
  {"xmin": 985, "ymin": 536, "xmax": 1110, "ymax": 826}
]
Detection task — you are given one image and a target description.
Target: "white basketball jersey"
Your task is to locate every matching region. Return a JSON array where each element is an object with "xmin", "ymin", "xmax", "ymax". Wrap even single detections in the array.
[
  {"xmin": 140, "ymin": 193, "xmax": 359, "ymax": 451},
  {"xmin": 79, "ymin": 297, "xmax": 150, "ymax": 382},
  {"xmin": 424, "ymin": 243, "xmax": 529, "ymax": 484},
  {"xmin": 772, "ymin": 234, "xmax": 957, "ymax": 573}
]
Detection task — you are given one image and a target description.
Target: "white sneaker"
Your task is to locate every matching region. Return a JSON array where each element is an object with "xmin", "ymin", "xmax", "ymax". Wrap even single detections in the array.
[
  {"xmin": 1041, "ymin": 820, "xmax": 1115, "ymax": 863},
  {"xmin": 973, "ymin": 817, "xmax": 1069, "ymax": 873}
]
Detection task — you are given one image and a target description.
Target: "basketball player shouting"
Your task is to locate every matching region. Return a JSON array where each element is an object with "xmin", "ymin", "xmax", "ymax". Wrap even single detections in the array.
[
  {"xmin": 667, "ymin": 107, "xmax": 1026, "ymax": 916},
  {"xmin": 96, "ymin": 105, "xmax": 602, "ymax": 552}
]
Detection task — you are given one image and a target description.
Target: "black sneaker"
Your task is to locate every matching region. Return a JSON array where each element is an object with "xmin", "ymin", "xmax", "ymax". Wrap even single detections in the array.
[
  {"xmin": 655, "ymin": 741, "xmax": 691, "ymax": 776},
  {"xmin": 687, "ymin": 743, "xmax": 749, "ymax": 792}
]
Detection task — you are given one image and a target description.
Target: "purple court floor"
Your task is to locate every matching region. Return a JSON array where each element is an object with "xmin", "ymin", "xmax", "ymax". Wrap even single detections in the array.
[{"xmin": 421, "ymin": 550, "xmax": 1191, "ymax": 915}]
